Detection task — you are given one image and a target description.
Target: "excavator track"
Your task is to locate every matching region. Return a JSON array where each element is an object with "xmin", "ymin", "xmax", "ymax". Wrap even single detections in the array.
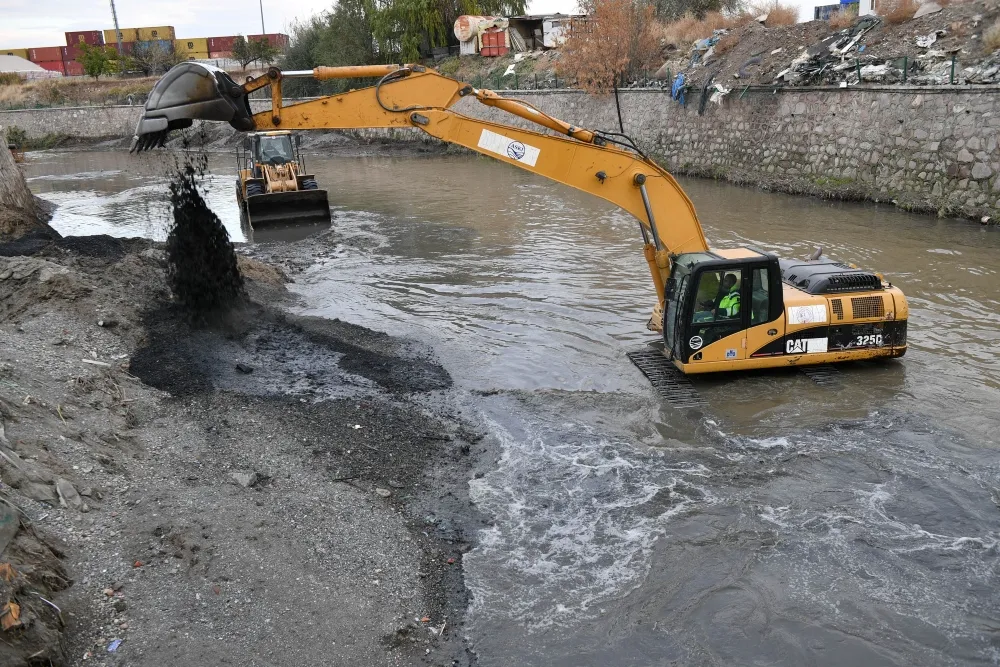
[
  {"xmin": 627, "ymin": 348, "xmax": 705, "ymax": 408},
  {"xmin": 800, "ymin": 364, "xmax": 841, "ymax": 387}
]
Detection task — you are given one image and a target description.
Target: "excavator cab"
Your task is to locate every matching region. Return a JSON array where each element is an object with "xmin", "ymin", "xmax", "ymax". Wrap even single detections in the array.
[
  {"xmin": 236, "ymin": 130, "xmax": 331, "ymax": 236},
  {"xmin": 663, "ymin": 250, "xmax": 907, "ymax": 374}
]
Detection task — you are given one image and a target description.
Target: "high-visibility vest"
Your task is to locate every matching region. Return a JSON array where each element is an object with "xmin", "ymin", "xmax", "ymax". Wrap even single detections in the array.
[{"xmin": 719, "ymin": 289, "xmax": 741, "ymax": 317}]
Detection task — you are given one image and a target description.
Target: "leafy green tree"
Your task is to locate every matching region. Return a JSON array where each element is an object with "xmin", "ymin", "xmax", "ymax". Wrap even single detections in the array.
[
  {"xmin": 232, "ymin": 35, "xmax": 256, "ymax": 70},
  {"xmin": 77, "ymin": 44, "xmax": 118, "ymax": 81},
  {"xmin": 281, "ymin": 0, "xmax": 379, "ymax": 96},
  {"xmin": 252, "ymin": 37, "xmax": 281, "ymax": 66}
]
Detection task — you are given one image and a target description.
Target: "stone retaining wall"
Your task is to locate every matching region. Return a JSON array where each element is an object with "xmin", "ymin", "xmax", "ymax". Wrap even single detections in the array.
[
  {"xmin": 4, "ymin": 85, "xmax": 999, "ymax": 218},
  {"xmin": 0, "ymin": 105, "xmax": 142, "ymax": 140},
  {"xmin": 450, "ymin": 87, "xmax": 1000, "ymax": 219}
]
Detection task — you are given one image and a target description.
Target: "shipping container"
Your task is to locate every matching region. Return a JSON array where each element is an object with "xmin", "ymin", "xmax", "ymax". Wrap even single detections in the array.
[
  {"xmin": 64, "ymin": 60, "xmax": 84, "ymax": 76},
  {"xmin": 37, "ymin": 60, "xmax": 65, "ymax": 74},
  {"xmin": 208, "ymin": 50, "xmax": 232, "ymax": 59},
  {"xmin": 61, "ymin": 45, "xmax": 82, "ymax": 61},
  {"xmin": 28, "ymin": 46, "xmax": 63, "ymax": 62},
  {"xmin": 135, "ymin": 26, "xmax": 175, "ymax": 41},
  {"xmin": 174, "ymin": 37, "xmax": 209, "ymax": 55},
  {"xmin": 248, "ymin": 33, "xmax": 289, "ymax": 48},
  {"xmin": 104, "ymin": 28, "xmax": 137, "ymax": 44},
  {"xmin": 207, "ymin": 36, "xmax": 237, "ymax": 52},
  {"xmin": 65, "ymin": 30, "xmax": 103, "ymax": 47},
  {"xmin": 133, "ymin": 40, "xmax": 173, "ymax": 53},
  {"xmin": 1, "ymin": 48, "xmax": 29, "ymax": 59}
]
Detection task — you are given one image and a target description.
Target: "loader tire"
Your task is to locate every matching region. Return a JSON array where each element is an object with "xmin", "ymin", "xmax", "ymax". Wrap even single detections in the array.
[
  {"xmin": 301, "ymin": 178, "xmax": 319, "ymax": 190},
  {"xmin": 245, "ymin": 182, "xmax": 264, "ymax": 197}
]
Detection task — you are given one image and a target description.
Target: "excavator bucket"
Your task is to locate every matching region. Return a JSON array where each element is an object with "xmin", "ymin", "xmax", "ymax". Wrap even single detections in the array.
[
  {"xmin": 131, "ymin": 62, "xmax": 255, "ymax": 152},
  {"xmin": 243, "ymin": 190, "xmax": 332, "ymax": 228}
]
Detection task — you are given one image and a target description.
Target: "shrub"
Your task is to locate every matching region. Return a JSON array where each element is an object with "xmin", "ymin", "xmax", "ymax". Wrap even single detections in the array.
[
  {"xmin": 984, "ymin": 18, "xmax": 1000, "ymax": 52},
  {"xmin": 559, "ymin": 0, "xmax": 661, "ymax": 92},
  {"xmin": 876, "ymin": 0, "xmax": 917, "ymax": 24},
  {"xmin": 660, "ymin": 11, "xmax": 732, "ymax": 49},
  {"xmin": 747, "ymin": 0, "xmax": 799, "ymax": 26},
  {"xmin": 0, "ymin": 73, "xmax": 23, "ymax": 86},
  {"xmin": 827, "ymin": 10, "xmax": 856, "ymax": 29}
]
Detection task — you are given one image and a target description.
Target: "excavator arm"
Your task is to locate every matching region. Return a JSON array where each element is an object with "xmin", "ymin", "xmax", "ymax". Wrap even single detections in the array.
[{"xmin": 131, "ymin": 62, "xmax": 710, "ymax": 309}]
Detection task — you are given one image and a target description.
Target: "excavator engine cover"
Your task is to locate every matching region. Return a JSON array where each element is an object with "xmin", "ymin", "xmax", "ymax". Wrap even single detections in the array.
[{"xmin": 131, "ymin": 63, "xmax": 255, "ymax": 151}]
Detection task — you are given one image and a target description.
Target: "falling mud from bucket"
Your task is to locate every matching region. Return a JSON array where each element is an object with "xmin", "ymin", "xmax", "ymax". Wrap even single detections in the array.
[{"xmin": 165, "ymin": 156, "xmax": 245, "ymax": 315}]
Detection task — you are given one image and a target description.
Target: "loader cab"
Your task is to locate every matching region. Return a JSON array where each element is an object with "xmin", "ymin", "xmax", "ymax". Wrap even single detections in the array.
[
  {"xmin": 245, "ymin": 132, "xmax": 297, "ymax": 166},
  {"xmin": 663, "ymin": 249, "xmax": 784, "ymax": 368}
]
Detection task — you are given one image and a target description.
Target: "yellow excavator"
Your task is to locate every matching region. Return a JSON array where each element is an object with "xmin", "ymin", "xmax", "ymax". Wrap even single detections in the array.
[{"xmin": 131, "ymin": 62, "xmax": 907, "ymax": 379}]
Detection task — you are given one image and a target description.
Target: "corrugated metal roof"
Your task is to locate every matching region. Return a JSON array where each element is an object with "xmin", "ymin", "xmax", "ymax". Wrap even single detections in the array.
[{"xmin": 0, "ymin": 55, "xmax": 45, "ymax": 72}]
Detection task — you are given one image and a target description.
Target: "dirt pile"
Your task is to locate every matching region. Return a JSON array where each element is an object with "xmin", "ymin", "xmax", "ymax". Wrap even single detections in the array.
[
  {"xmin": 0, "ymin": 225, "xmax": 476, "ymax": 665},
  {"xmin": 660, "ymin": 0, "xmax": 1000, "ymax": 89},
  {"xmin": 165, "ymin": 159, "xmax": 245, "ymax": 315}
]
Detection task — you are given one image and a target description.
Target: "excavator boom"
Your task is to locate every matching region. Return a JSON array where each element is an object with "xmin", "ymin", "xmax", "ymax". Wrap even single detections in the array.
[{"xmin": 131, "ymin": 62, "xmax": 709, "ymax": 306}]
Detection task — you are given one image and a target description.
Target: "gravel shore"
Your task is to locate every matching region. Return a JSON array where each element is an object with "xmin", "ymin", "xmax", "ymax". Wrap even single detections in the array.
[{"xmin": 0, "ymin": 232, "xmax": 479, "ymax": 666}]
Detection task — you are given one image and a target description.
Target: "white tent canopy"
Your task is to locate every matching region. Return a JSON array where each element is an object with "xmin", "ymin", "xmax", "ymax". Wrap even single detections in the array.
[{"xmin": 0, "ymin": 55, "xmax": 61, "ymax": 80}]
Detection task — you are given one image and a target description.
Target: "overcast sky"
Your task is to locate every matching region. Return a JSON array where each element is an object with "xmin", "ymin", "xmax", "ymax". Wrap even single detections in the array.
[{"xmin": 1, "ymin": 0, "xmax": 814, "ymax": 49}]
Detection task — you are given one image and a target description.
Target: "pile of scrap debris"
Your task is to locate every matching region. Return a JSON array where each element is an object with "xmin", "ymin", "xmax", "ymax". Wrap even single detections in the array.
[{"xmin": 653, "ymin": 0, "xmax": 1000, "ymax": 92}]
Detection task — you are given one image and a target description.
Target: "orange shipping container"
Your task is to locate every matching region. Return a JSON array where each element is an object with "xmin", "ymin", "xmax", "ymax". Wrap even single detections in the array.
[
  {"xmin": 208, "ymin": 50, "xmax": 232, "ymax": 60},
  {"xmin": 207, "ymin": 36, "xmax": 236, "ymax": 51},
  {"xmin": 37, "ymin": 60, "xmax": 65, "ymax": 74},
  {"xmin": 28, "ymin": 47, "xmax": 63, "ymax": 62},
  {"xmin": 1, "ymin": 48, "xmax": 29, "ymax": 59},
  {"xmin": 61, "ymin": 45, "xmax": 83, "ymax": 60},
  {"xmin": 64, "ymin": 60, "xmax": 84, "ymax": 76},
  {"xmin": 248, "ymin": 33, "xmax": 289, "ymax": 48}
]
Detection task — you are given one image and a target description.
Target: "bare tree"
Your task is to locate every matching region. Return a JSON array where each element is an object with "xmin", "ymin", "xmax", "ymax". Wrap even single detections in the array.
[{"xmin": 558, "ymin": 0, "xmax": 661, "ymax": 92}]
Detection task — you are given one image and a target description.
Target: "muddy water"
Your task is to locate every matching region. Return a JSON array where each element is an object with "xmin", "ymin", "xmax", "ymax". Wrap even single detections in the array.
[{"xmin": 26, "ymin": 150, "xmax": 1000, "ymax": 665}]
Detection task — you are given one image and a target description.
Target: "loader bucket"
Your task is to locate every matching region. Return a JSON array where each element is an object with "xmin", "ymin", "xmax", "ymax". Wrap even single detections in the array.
[
  {"xmin": 243, "ymin": 190, "xmax": 332, "ymax": 229},
  {"xmin": 131, "ymin": 62, "xmax": 255, "ymax": 152}
]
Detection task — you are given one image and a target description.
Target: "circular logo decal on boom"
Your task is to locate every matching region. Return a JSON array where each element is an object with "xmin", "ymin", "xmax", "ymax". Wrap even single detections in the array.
[
  {"xmin": 507, "ymin": 141, "xmax": 526, "ymax": 161},
  {"xmin": 689, "ymin": 336, "xmax": 703, "ymax": 350}
]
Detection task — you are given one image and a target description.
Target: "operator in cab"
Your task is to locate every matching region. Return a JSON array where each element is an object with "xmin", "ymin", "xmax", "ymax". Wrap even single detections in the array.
[
  {"xmin": 717, "ymin": 273, "xmax": 740, "ymax": 318},
  {"xmin": 693, "ymin": 272, "xmax": 741, "ymax": 323}
]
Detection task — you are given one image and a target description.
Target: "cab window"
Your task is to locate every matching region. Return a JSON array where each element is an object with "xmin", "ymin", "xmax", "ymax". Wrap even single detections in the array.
[
  {"xmin": 751, "ymin": 267, "xmax": 769, "ymax": 324},
  {"xmin": 257, "ymin": 136, "xmax": 294, "ymax": 164},
  {"xmin": 689, "ymin": 268, "xmax": 743, "ymax": 348},
  {"xmin": 691, "ymin": 269, "xmax": 742, "ymax": 325}
]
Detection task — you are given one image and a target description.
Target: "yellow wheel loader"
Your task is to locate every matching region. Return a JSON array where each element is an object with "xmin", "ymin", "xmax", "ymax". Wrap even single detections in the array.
[
  {"xmin": 235, "ymin": 130, "xmax": 331, "ymax": 232},
  {"xmin": 130, "ymin": 63, "xmax": 908, "ymax": 381}
]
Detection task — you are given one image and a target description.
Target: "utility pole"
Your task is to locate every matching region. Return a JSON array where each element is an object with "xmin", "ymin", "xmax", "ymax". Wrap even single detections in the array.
[
  {"xmin": 109, "ymin": 0, "xmax": 123, "ymax": 56},
  {"xmin": 259, "ymin": 0, "xmax": 266, "ymax": 35}
]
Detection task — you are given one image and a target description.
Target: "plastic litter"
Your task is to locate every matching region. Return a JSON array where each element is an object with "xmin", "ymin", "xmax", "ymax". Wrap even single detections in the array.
[
  {"xmin": 671, "ymin": 73, "xmax": 686, "ymax": 104},
  {"xmin": 107, "ymin": 639, "xmax": 122, "ymax": 653},
  {"xmin": 709, "ymin": 84, "xmax": 731, "ymax": 105}
]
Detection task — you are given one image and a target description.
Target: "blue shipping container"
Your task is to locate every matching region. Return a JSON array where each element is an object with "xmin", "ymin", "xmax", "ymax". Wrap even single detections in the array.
[{"xmin": 133, "ymin": 39, "xmax": 173, "ymax": 52}]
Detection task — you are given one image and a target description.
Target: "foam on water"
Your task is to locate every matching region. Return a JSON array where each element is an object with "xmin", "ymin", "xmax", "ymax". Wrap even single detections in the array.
[{"xmin": 465, "ymin": 406, "xmax": 713, "ymax": 633}]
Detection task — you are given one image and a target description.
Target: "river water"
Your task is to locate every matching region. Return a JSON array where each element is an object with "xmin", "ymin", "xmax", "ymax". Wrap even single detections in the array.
[{"xmin": 25, "ymin": 150, "xmax": 1000, "ymax": 665}]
